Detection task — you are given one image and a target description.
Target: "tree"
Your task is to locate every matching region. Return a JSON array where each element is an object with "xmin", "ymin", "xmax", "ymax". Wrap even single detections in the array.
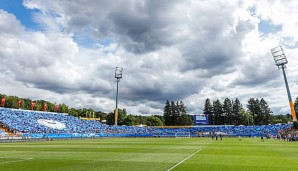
[
  {"xmin": 246, "ymin": 111, "xmax": 254, "ymax": 125},
  {"xmin": 223, "ymin": 98, "xmax": 232, "ymax": 125},
  {"xmin": 238, "ymin": 109, "xmax": 247, "ymax": 125},
  {"xmin": 77, "ymin": 108, "xmax": 86, "ymax": 117},
  {"xmin": 106, "ymin": 109, "xmax": 127, "ymax": 125},
  {"xmin": 163, "ymin": 100, "xmax": 190, "ymax": 126},
  {"xmin": 203, "ymin": 98, "xmax": 214, "ymax": 125},
  {"xmin": 260, "ymin": 98, "xmax": 271, "ymax": 125},
  {"xmin": 47, "ymin": 103, "xmax": 56, "ymax": 112},
  {"xmin": 238, "ymin": 110, "xmax": 253, "ymax": 125},
  {"xmin": 134, "ymin": 115, "xmax": 147, "ymax": 125},
  {"xmin": 154, "ymin": 115, "xmax": 165, "ymax": 125},
  {"xmin": 163, "ymin": 100, "xmax": 172, "ymax": 125},
  {"xmin": 178, "ymin": 101, "xmax": 187, "ymax": 115},
  {"xmin": 123, "ymin": 115, "xmax": 135, "ymax": 126},
  {"xmin": 213, "ymin": 99, "xmax": 223, "ymax": 125},
  {"xmin": 247, "ymin": 98, "xmax": 272, "ymax": 125},
  {"xmin": 98, "ymin": 112, "xmax": 107, "ymax": 121},
  {"xmin": 106, "ymin": 112, "xmax": 115, "ymax": 125},
  {"xmin": 69, "ymin": 108, "xmax": 79, "ymax": 117},
  {"xmin": 4, "ymin": 96, "xmax": 15, "ymax": 108},
  {"xmin": 171, "ymin": 101, "xmax": 179, "ymax": 125},
  {"xmin": 21, "ymin": 98, "xmax": 31, "ymax": 110},
  {"xmin": 176, "ymin": 101, "xmax": 192, "ymax": 125},
  {"xmin": 146, "ymin": 116, "xmax": 163, "ymax": 126},
  {"xmin": 117, "ymin": 109, "xmax": 127, "ymax": 125},
  {"xmin": 232, "ymin": 98, "xmax": 243, "ymax": 125},
  {"xmin": 35, "ymin": 100, "xmax": 43, "ymax": 111},
  {"xmin": 247, "ymin": 98, "xmax": 259, "ymax": 125},
  {"xmin": 58, "ymin": 103, "xmax": 69, "ymax": 113},
  {"xmin": 294, "ymin": 97, "xmax": 298, "ymax": 116},
  {"xmin": 179, "ymin": 114, "xmax": 193, "ymax": 125},
  {"xmin": 271, "ymin": 114, "xmax": 291, "ymax": 124}
]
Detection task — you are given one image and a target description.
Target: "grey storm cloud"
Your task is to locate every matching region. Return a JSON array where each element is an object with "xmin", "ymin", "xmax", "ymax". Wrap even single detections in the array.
[
  {"xmin": 25, "ymin": 0, "xmax": 189, "ymax": 53},
  {"xmin": 5, "ymin": 0, "xmax": 251, "ymax": 112}
]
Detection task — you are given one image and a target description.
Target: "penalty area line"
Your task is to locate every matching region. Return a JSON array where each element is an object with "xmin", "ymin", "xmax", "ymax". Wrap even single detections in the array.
[{"xmin": 166, "ymin": 149, "xmax": 202, "ymax": 171}]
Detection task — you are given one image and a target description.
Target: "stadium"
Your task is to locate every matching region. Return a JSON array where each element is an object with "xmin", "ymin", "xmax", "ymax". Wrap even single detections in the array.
[{"xmin": 1, "ymin": 1, "xmax": 298, "ymax": 171}]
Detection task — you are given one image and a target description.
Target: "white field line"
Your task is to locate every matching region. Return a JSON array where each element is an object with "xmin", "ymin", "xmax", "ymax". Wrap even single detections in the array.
[
  {"xmin": 0, "ymin": 158, "xmax": 33, "ymax": 164},
  {"xmin": 166, "ymin": 149, "xmax": 202, "ymax": 171}
]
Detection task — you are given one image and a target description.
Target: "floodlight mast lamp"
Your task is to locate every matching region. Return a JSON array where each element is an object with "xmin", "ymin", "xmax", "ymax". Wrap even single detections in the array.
[
  {"xmin": 271, "ymin": 46, "xmax": 297, "ymax": 122},
  {"xmin": 114, "ymin": 67, "xmax": 123, "ymax": 126}
]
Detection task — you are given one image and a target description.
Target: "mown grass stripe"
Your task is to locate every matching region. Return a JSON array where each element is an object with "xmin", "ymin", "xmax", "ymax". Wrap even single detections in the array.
[{"xmin": 0, "ymin": 158, "xmax": 33, "ymax": 164}]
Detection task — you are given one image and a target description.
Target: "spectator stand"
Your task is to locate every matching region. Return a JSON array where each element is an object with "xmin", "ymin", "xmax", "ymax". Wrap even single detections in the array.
[{"xmin": 0, "ymin": 107, "xmax": 294, "ymax": 140}]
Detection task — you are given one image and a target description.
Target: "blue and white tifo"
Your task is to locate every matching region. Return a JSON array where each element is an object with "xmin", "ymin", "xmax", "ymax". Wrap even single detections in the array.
[
  {"xmin": 194, "ymin": 114, "xmax": 209, "ymax": 125},
  {"xmin": 0, "ymin": 107, "xmax": 293, "ymax": 139}
]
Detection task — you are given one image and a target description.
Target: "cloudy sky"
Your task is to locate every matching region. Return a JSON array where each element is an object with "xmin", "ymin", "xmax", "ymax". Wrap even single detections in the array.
[{"xmin": 1, "ymin": 0, "xmax": 298, "ymax": 115}]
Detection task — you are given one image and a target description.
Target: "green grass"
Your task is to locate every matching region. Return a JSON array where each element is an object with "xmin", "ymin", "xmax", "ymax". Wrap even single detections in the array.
[{"xmin": 0, "ymin": 138, "xmax": 297, "ymax": 171}]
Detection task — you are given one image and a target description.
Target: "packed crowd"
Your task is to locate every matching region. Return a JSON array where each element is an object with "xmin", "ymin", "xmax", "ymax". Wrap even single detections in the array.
[
  {"xmin": 277, "ymin": 130, "xmax": 298, "ymax": 141},
  {"xmin": 0, "ymin": 108, "xmax": 105, "ymax": 134},
  {"xmin": 0, "ymin": 107, "xmax": 293, "ymax": 137}
]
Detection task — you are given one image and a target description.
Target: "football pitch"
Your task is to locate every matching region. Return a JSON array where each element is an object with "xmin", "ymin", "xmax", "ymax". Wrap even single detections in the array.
[{"xmin": 0, "ymin": 138, "xmax": 297, "ymax": 171}]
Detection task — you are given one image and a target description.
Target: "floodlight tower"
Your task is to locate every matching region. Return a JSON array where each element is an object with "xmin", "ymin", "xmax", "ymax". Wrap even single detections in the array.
[
  {"xmin": 114, "ymin": 67, "xmax": 123, "ymax": 126},
  {"xmin": 271, "ymin": 46, "xmax": 297, "ymax": 122}
]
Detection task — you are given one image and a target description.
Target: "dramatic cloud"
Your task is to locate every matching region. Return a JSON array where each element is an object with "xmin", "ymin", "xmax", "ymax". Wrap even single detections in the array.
[{"xmin": 0, "ymin": 0, "xmax": 298, "ymax": 115}]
